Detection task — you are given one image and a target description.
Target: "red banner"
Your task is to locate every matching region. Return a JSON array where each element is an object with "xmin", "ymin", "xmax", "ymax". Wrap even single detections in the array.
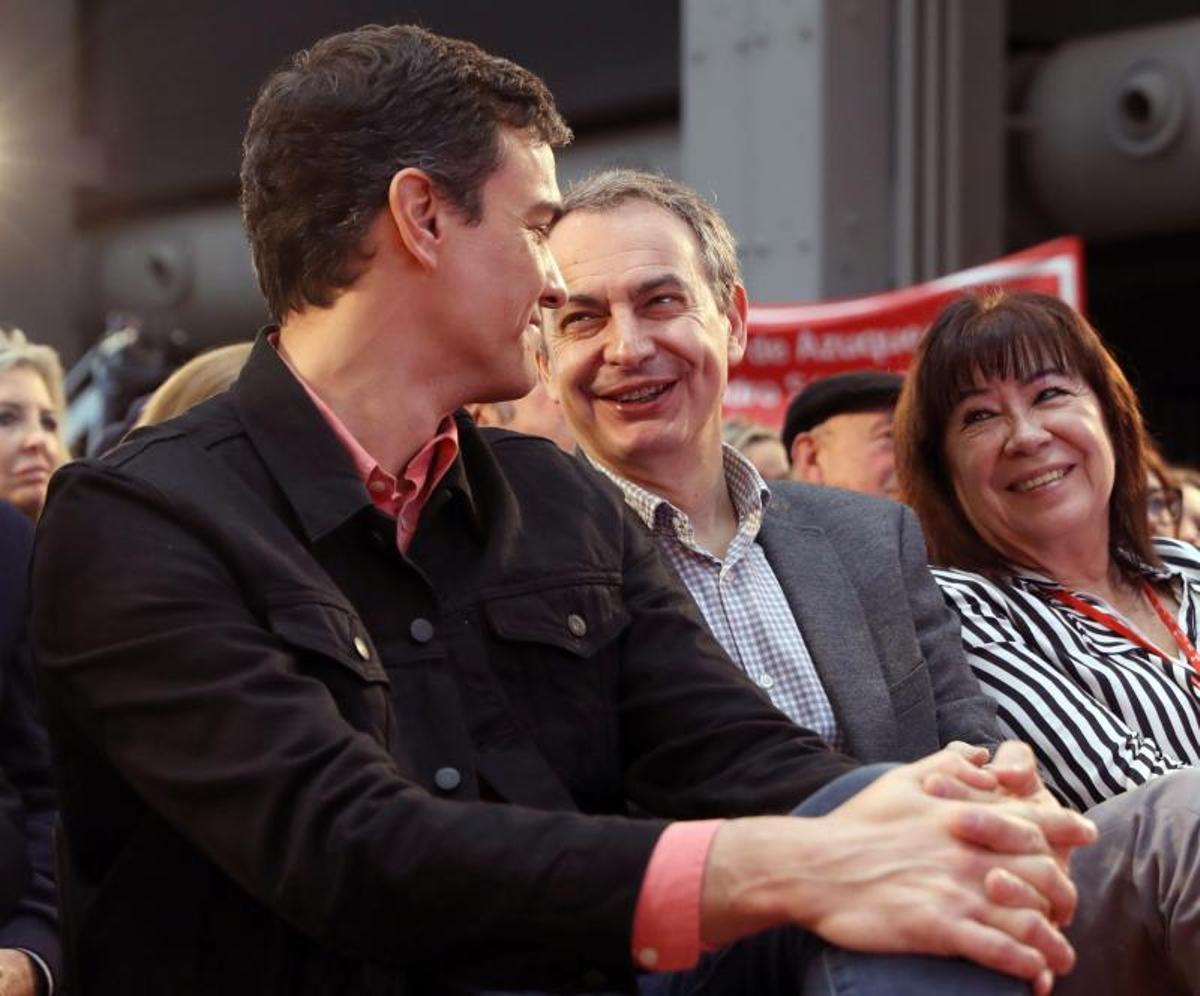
[{"xmin": 726, "ymin": 236, "xmax": 1085, "ymax": 428}]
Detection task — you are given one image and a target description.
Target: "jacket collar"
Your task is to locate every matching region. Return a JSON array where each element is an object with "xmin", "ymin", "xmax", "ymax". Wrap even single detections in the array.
[
  {"xmin": 426, "ymin": 409, "xmax": 487, "ymax": 541},
  {"xmin": 578, "ymin": 444, "xmax": 770, "ymax": 538},
  {"xmin": 231, "ymin": 331, "xmax": 373, "ymax": 544},
  {"xmin": 757, "ymin": 482, "xmax": 896, "ymax": 761},
  {"xmin": 231, "ymin": 331, "xmax": 484, "ymax": 546}
]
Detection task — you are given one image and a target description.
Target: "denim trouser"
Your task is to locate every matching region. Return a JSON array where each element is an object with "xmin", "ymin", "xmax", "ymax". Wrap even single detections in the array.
[{"xmin": 637, "ymin": 764, "xmax": 1031, "ymax": 996}]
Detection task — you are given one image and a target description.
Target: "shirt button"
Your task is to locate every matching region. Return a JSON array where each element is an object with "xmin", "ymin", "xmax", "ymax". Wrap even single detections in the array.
[
  {"xmin": 410, "ymin": 618, "xmax": 435, "ymax": 643},
  {"xmin": 756, "ymin": 673, "xmax": 774, "ymax": 690},
  {"xmin": 567, "ymin": 613, "xmax": 587, "ymax": 638},
  {"xmin": 433, "ymin": 766, "xmax": 461, "ymax": 792},
  {"xmin": 368, "ymin": 479, "xmax": 387, "ymax": 493},
  {"xmin": 637, "ymin": 947, "xmax": 660, "ymax": 969},
  {"xmin": 352, "ymin": 636, "xmax": 371, "ymax": 661}
]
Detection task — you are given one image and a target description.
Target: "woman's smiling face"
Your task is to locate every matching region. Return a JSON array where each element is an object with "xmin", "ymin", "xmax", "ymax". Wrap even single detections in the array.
[{"xmin": 942, "ymin": 367, "xmax": 1116, "ymax": 569}]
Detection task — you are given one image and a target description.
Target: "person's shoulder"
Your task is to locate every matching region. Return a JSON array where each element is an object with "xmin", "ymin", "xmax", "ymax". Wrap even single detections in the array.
[
  {"xmin": 929, "ymin": 565, "xmax": 1023, "ymax": 619},
  {"xmin": 112, "ymin": 394, "xmax": 241, "ymax": 460},
  {"xmin": 1154, "ymin": 536, "xmax": 1200, "ymax": 577},
  {"xmin": 767, "ymin": 479, "xmax": 895, "ymax": 513},
  {"xmin": 477, "ymin": 426, "xmax": 622, "ymax": 502},
  {"xmin": 929, "ymin": 562, "xmax": 994, "ymax": 582},
  {"xmin": 0, "ymin": 500, "xmax": 31, "ymax": 541},
  {"xmin": 766, "ymin": 480, "xmax": 905, "ymax": 533},
  {"xmin": 478, "ymin": 424, "xmax": 566, "ymax": 457},
  {"xmin": 48, "ymin": 394, "xmax": 244, "ymax": 517},
  {"xmin": 478, "ymin": 425, "xmax": 574, "ymax": 472},
  {"xmin": 0, "ymin": 501, "xmax": 32, "ymax": 571}
]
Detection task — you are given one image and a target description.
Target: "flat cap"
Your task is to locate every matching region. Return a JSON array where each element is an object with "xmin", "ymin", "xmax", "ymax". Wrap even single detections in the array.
[{"xmin": 782, "ymin": 370, "xmax": 904, "ymax": 455}]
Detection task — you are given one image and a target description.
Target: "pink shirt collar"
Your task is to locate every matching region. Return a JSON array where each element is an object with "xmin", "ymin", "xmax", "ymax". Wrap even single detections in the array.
[{"xmin": 271, "ymin": 333, "xmax": 459, "ymax": 551}]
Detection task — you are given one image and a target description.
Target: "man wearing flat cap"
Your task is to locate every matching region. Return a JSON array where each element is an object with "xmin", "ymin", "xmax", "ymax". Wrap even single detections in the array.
[{"xmin": 783, "ymin": 370, "xmax": 903, "ymax": 498}]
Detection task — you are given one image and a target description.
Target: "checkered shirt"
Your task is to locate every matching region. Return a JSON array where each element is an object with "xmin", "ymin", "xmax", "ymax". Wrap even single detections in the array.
[{"xmin": 592, "ymin": 446, "xmax": 841, "ymax": 748}]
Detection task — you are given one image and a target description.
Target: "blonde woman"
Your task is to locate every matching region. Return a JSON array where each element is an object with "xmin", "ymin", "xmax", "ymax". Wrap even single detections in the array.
[
  {"xmin": 0, "ymin": 329, "xmax": 67, "ymax": 520},
  {"xmin": 136, "ymin": 342, "xmax": 253, "ymax": 428}
]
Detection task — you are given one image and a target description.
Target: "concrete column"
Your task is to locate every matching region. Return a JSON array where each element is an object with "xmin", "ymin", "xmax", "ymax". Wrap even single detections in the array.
[{"xmin": 682, "ymin": 0, "xmax": 1004, "ymax": 300}]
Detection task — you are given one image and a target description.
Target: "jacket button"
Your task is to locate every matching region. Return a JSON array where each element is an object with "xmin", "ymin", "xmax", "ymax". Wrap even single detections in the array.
[
  {"xmin": 410, "ymin": 618, "xmax": 435, "ymax": 643},
  {"xmin": 352, "ymin": 636, "xmax": 371, "ymax": 660},
  {"xmin": 580, "ymin": 969, "xmax": 607, "ymax": 989},
  {"xmin": 566, "ymin": 613, "xmax": 587, "ymax": 638},
  {"xmin": 433, "ymin": 766, "xmax": 461, "ymax": 792}
]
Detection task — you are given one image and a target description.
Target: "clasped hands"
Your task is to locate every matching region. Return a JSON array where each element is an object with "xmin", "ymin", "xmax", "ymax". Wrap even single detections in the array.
[{"xmin": 701, "ymin": 741, "xmax": 1096, "ymax": 996}]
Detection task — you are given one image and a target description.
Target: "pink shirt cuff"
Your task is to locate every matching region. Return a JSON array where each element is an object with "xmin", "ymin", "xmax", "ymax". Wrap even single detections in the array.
[{"xmin": 631, "ymin": 820, "xmax": 724, "ymax": 973}]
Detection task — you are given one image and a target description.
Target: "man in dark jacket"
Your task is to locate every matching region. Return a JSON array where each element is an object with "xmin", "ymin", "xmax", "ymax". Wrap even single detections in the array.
[{"xmin": 31, "ymin": 23, "xmax": 1092, "ymax": 996}]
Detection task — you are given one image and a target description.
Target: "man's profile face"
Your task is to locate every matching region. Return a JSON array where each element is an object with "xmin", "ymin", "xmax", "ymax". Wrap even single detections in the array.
[
  {"xmin": 436, "ymin": 129, "xmax": 566, "ymax": 405},
  {"xmin": 539, "ymin": 201, "xmax": 745, "ymax": 478},
  {"xmin": 791, "ymin": 407, "xmax": 899, "ymax": 498}
]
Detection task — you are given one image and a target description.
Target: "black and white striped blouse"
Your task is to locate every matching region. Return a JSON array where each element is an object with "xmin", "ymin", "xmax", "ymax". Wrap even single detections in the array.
[{"xmin": 934, "ymin": 538, "xmax": 1200, "ymax": 811}]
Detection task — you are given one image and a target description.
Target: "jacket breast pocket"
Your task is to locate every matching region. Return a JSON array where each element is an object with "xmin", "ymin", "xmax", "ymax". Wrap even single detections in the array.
[
  {"xmin": 888, "ymin": 656, "xmax": 934, "ymax": 720},
  {"xmin": 481, "ymin": 582, "xmax": 629, "ymax": 803},
  {"xmin": 266, "ymin": 597, "xmax": 391, "ymax": 741},
  {"xmin": 483, "ymin": 581, "xmax": 630, "ymax": 657}
]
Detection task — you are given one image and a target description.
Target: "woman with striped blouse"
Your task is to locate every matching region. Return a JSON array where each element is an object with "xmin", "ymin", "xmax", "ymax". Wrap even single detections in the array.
[{"xmin": 894, "ymin": 290, "xmax": 1200, "ymax": 811}]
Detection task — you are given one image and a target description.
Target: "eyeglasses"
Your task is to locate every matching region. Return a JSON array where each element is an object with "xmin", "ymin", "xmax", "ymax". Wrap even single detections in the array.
[{"xmin": 1147, "ymin": 486, "xmax": 1184, "ymax": 528}]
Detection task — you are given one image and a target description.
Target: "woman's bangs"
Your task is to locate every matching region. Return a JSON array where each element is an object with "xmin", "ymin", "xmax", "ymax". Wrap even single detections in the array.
[{"xmin": 938, "ymin": 307, "xmax": 1079, "ymax": 403}]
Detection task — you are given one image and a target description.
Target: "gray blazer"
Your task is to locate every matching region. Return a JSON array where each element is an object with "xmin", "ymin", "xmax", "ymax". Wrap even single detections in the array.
[{"xmin": 757, "ymin": 482, "xmax": 1001, "ymax": 762}]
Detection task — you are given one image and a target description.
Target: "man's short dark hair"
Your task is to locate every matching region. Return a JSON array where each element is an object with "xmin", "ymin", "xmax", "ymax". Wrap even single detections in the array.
[
  {"xmin": 240, "ymin": 24, "xmax": 572, "ymax": 321},
  {"xmin": 558, "ymin": 169, "xmax": 741, "ymax": 310}
]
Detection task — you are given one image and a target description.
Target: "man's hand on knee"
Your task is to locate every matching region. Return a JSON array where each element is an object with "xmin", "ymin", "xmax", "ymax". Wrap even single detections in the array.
[{"xmin": 698, "ymin": 749, "xmax": 1095, "ymax": 991}]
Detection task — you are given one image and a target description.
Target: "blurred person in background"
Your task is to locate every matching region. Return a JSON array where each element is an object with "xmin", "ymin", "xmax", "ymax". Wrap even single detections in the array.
[
  {"xmin": 134, "ymin": 341, "xmax": 253, "ymax": 428},
  {"xmin": 469, "ymin": 314, "xmax": 574, "ymax": 451},
  {"xmin": 721, "ymin": 418, "xmax": 789, "ymax": 480},
  {"xmin": 1145, "ymin": 442, "xmax": 1184, "ymax": 539},
  {"xmin": 0, "ymin": 502, "xmax": 60, "ymax": 996},
  {"xmin": 0, "ymin": 331, "xmax": 67, "ymax": 521},
  {"xmin": 1172, "ymin": 465, "xmax": 1200, "ymax": 546},
  {"xmin": 467, "ymin": 379, "xmax": 574, "ymax": 452},
  {"xmin": 896, "ymin": 290, "xmax": 1200, "ymax": 813},
  {"xmin": 782, "ymin": 371, "xmax": 902, "ymax": 498}
]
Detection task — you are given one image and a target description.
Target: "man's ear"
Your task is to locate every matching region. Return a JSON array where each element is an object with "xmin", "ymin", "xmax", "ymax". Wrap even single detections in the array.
[
  {"xmin": 387, "ymin": 168, "xmax": 442, "ymax": 271},
  {"xmin": 789, "ymin": 432, "xmax": 824, "ymax": 484},
  {"xmin": 724, "ymin": 283, "xmax": 750, "ymax": 367}
]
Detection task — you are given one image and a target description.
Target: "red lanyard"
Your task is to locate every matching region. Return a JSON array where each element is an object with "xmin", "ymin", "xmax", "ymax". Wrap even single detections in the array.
[{"xmin": 1051, "ymin": 581, "xmax": 1200, "ymax": 684}]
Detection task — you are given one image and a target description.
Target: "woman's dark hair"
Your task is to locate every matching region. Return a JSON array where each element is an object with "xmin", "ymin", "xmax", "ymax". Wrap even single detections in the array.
[
  {"xmin": 240, "ymin": 24, "xmax": 571, "ymax": 321},
  {"xmin": 895, "ymin": 289, "xmax": 1157, "ymax": 578}
]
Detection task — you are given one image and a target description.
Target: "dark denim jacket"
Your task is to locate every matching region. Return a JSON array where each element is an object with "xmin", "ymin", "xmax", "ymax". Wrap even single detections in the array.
[{"xmin": 32, "ymin": 336, "xmax": 855, "ymax": 995}]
